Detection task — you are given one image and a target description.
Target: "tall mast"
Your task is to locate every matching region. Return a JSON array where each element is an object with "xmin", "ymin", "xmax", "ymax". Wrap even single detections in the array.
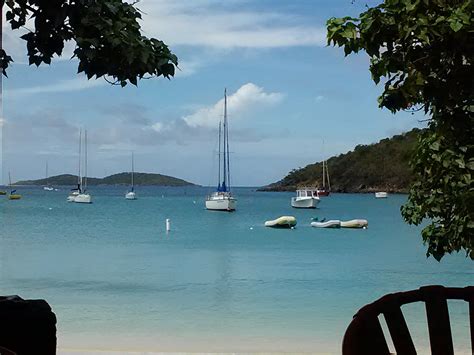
[
  {"xmin": 45, "ymin": 161, "xmax": 48, "ymax": 185},
  {"xmin": 326, "ymin": 162, "xmax": 331, "ymax": 191},
  {"xmin": 84, "ymin": 129, "xmax": 88, "ymax": 192},
  {"xmin": 322, "ymin": 160, "xmax": 326, "ymax": 188},
  {"xmin": 131, "ymin": 151, "xmax": 134, "ymax": 192},
  {"xmin": 0, "ymin": 6, "xmax": 4, "ymax": 187},
  {"xmin": 78, "ymin": 129, "xmax": 82, "ymax": 191},
  {"xmin": 225, "ymin": 88, "xmax": 230, "ymax": 191},
  {"xmin": 322, "ymin": 139, "xmax": 326, "ymax": 189},
  {"xmin": 222, "ymin": 89, "xmax": 227, "ymax": 190},
  {"xmin": 218, "ymin": 121, "xmax": 221, "ymax": 189}
]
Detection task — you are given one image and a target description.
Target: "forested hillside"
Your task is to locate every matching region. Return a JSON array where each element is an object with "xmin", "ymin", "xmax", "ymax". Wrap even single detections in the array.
[{"xmin": 261, "ymin": 128, "xmax": 421, "ymax": 192}]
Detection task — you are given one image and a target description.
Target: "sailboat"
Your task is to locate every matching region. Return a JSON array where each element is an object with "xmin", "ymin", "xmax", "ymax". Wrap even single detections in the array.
[
  {"xmin": 205, "ymin": 89, "xmax": 236, "ymax": 211},
  {"xmin": 43, "ymin": 162, "xmax": 54, "ymax": 191},
  {"xmin": 125, "ymin": 152, "xmax": 137, "ymax": 200},
  {"xmin": 67, "ymin": 129, "xmax": 82, "ymax": 202},
  {"xmin": 73, "ymin": 129, "xmax": 92, "ymax": 203},
  {"xmin": 317, "ymin": 160, "xmax": 331, "ymax": 196},
  {"xmin": 8, "ymin": 172, "xmax": 21, "ymax": 200}
]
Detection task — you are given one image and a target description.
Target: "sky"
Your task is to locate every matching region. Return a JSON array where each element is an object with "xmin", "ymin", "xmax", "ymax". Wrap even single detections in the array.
[{"xmin": 0, "ymin": 0, "xmax": 426, "ymax": 186}]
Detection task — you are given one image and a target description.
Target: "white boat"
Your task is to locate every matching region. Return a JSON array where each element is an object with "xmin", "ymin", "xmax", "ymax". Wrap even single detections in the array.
[
  {"xmin": 43, "ymin": 162, "xmax": 54, "ymax": 191},
  {"xmin": 125, "ymin": 152, "xmax": 137, "ymax": 200},
  {"xmin": 72, "ymin": 129, "xmax": 92, "ymax": 204},
  {"xmin": 68, "ymin": 129, "xmax": 83, "ymax": 202},
  {"xmin": 206, "ymin": 89, "xmax": 236, "ymax": 212},
  {"xmin": 375, "ymin": 191, "xmax": 388, "ymax": 198},
  {"xmin": 67, "ymin": 191, "xmax": 79, "ymax": 202},
  {"xmin": 291, "ymin": 188, "xmax": 320, "ymax": 208},
  {"xmin": 340, "ymin": 219, "xmax": 368, "ymax": 228},
  {"xmin": 311, "ymin": 219, "xmax": 341, "ymax": 228},
  {"xmin": 7, "ymin": 172, "xmax": 21, "ymax": 200},
  {"xmin": 265, "ymin": 216, "xmax": 297, "ymax": 228}
]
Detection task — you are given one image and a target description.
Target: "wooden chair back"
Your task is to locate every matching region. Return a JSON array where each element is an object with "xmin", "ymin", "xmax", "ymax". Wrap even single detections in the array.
[{"xmin": 342, "ymin": 285, "xmax": 474, "ymax": 355}]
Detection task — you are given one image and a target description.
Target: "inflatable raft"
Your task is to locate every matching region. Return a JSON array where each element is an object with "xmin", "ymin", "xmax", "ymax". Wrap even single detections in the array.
[
  {"xmin": 340, "ymin": 219, "xmax": 368, "ymax": 228},
  {"xmin": 265, "ymin": 216, "xmax": 297, "ymax": 228},
  {"xmin": 311, "ymin": 220, "xmax": 341, "ymax": 228}
]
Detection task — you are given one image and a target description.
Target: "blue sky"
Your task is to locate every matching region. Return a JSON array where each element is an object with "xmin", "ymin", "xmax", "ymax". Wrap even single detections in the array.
[{"xmin": 1, "ymin": 0, "xmax": 425, "ymax": 186}]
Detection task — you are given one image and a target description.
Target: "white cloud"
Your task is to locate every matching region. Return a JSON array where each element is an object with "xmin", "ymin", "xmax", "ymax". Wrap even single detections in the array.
[
  {"xmin": 6, "ymin": 77, "xmax": 106, "ymax": 97},
  {"xmin": 315, "ymin": 95, "xmax": 325, "ymax": 102},
  {"xmin": 137, "ymin": 1, "xmax": 326, "ymax": 49},
  {"xmin": 183, "ymin": 83, "xmax": 283, "ymax": 128}
]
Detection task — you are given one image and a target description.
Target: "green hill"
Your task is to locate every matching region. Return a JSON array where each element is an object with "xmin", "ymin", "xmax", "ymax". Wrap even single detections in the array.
[
  {"xmin": 15, "ymin": 172, "xmax": 195, "ymax": 187},
  {"xmin": 260, "ymin": 128, "xmax": 421, "ymax": 193}
]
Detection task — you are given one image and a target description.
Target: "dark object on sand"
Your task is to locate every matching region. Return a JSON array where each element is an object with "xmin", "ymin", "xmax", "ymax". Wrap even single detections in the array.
[
  {"xmin": 0, "ymin": 295, "xmax": 56, "ymax": 355},
  {"xmin": 342, "ymin": 285, "xmax": 474, "ymax": 355}
]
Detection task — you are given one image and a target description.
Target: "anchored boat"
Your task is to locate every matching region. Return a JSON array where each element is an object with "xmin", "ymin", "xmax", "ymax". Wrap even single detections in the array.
[
  {"xmin": 205, "ymin": 89, "xmax": 236, "ymax": 212},
  {"xmin": 291, "ymin": 188, "xmax": 320, "ymax": 208},
  {"xmin": 125, "ymin": 152, "xmax": 137, "ymax": 200},
  {"xmin": 265, "ymin": 216, "xmax": 297, "ymax": 228}
]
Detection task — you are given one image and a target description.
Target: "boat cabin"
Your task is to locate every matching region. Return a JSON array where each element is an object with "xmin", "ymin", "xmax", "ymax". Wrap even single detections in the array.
[{"xmin": 296, "ymin": 188, "xmax": 318, "ymax": 198}]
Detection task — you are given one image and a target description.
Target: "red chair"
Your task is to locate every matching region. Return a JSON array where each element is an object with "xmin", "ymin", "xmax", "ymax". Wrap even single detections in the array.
[{"xmin": 342, "ymin": 285, "xmax": 474, "ymax": 355}]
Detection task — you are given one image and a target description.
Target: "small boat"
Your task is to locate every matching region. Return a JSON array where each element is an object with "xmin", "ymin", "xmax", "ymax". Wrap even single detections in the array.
[
  {"xmin": 317, "ymin": 159, "xmax": 331, "ymax": 196},
  {"xmin": 43, "ymin": 162, "xmax": 54, "ymax": 191},
  {"xmin": 340, "ymin": 219, "xmax": 368, "ymax": 228},
  {"xmin": 265, "ymin": 216, "xmax": 297, "ymax": 228},
  {"xmin": 0, "ymin": 190, "xmax": 6, "ymax": 195},
  {"xmin": 71, "ymin": 129, "xmax": 92, "ymax": 204},
  {"xmin": 375, "ymin": 192, "xmax": 388, "ymax": 198},
  {"xmin": 291, "ymin": 188, "xmax": 320, "ymax": 208},
  {"xmin": 125, "ymin": 152, "xmax": 137, "ymax": 200},
  {"xmin": 311, "ymin": 219, "xmax": 341, "ymax": 228},
  {"xmin": 7, "ymin": 172, "xmax": 21, "ymax": 200},
  {"xmin": 205, "ymin": 89, "xmax": 236, "ymax": 212}
]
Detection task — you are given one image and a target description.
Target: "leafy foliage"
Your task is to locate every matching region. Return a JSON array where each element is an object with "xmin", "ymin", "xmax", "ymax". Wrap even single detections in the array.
[
  {"xmin": 327, "ymin": 0, "xmax": 473, "ymax": 260},
  {"xmin": 262, "ymin": 128, "xmax": 419, "ymax": 193},
  {"xmin": 1, "ymin": 0, "xmax": 177, "ymax": 86}
]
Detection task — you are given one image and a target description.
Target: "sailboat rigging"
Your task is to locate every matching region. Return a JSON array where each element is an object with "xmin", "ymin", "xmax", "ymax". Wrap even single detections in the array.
[
  {"xmin": 205, "ymin": 88, "xmax": 236, "ymax": 211},
  {"xmin": 43, "ymin": 161, "xmax": 54, "ymax": 191},
  {"xmin": 125, "ymin": 152, "xmax": 137, "ymax": 200}
]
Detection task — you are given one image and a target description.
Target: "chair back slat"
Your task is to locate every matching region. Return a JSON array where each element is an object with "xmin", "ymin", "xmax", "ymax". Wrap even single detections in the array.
[
  {"xmin": 422, "ymin": 287, "xmax": 454, "ymax": 355},
  {"xmin": 342, "ymin": 315, "xmax": 391, "ymax": 355},
  {"xmin": 383, "ymin": 307, "xmax": 417, "ymax": 355},
  {"xmin": 470, "ymin": 299, "xmax": 474, "ymax": 353}
]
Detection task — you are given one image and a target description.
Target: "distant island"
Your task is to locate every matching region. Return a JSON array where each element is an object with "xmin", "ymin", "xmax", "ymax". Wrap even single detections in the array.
[
  {"xmin": 14, "ymin": 172, "xmax": 196, "ymax": 187},
  {"xmin": 260, "ymin": 128, "xmax": 421, "ymax": 193}
]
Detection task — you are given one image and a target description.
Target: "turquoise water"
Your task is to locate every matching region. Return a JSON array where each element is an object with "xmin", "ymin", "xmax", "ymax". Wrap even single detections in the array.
[{"xmin": 0, "ymin": 187, "xmax": 472, "ymax": 352}]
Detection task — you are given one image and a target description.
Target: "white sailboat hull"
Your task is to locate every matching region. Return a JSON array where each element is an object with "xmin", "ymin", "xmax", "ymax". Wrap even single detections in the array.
[
  {"xmin": 43, "ymin": 186, "xmax": 54, "ymax": 191},
  {"xmin": 375, "ymin": 192, "xmax": 388, "ymax": 198},
  {"xmin": 205, "ymin": 196, "xmax": 236, "ymax": 211},
  {"xmin": 67, "ymin": 191, "xmax": 79, "ymax": 202},
  {"xmin": 125, "ymin": 191, "xmax": 136, "ymax": 200},
  {"xmin": 73, "ymin": 193, "xmax": 92, "ymax": 204},
  {"xmin": 291, "ymin": 196, "xmax": 320, "ymax": 208}
]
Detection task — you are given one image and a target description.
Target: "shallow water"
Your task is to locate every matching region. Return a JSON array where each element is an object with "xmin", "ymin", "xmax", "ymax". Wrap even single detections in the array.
[{"xmin": 0, "ymin": 187, "xmax": 472, "ymax": 352}]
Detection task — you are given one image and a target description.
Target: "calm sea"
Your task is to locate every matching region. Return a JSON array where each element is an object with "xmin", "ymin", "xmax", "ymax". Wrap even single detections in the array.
[{"xmin": 0, "ymin": 187, "xmax": 472, "ymax": 353}]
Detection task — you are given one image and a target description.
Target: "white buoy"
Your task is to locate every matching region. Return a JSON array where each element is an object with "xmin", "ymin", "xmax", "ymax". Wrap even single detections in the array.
[{"xmin": 166, "ymin": 218, "xmax": 171, "ymax": 232}]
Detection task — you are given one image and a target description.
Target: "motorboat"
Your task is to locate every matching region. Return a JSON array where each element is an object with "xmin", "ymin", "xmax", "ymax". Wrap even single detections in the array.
[
  {"xmin": 375, "ymin": 192, "xmax": 388, "ymax": 198},
  {"xmin": 291, "ymin": 188, "xmax": 320, "ymax": 208},
  {"xmin": 265, "ymin": 216, "xmax": 297, "ymax": 228}
]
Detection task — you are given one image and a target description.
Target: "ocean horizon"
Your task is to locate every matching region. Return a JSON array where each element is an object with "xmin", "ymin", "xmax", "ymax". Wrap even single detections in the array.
[{"xmin": 1, "ymin": 186, "xmax": 472, "ymax": 353}]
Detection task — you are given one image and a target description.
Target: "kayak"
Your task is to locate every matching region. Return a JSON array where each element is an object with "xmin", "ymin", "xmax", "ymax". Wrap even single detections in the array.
[
  {"xmin": 340, "ymin": 219, "xmax": 368, "ymax": 228},
  {"xmin": 265, "ymin": 216, "xmax": 297, "ymax": 228}
]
